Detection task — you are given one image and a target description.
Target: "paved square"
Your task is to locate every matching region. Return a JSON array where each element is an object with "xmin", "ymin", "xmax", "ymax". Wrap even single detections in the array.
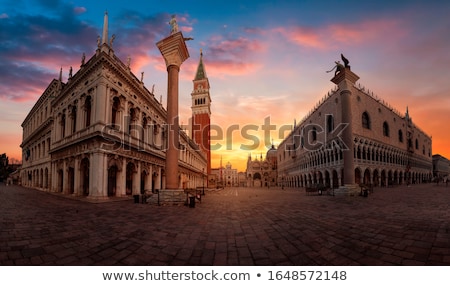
[{"xmin": 1, "ymin": 184, "xmax": 450, "ymax": 265}]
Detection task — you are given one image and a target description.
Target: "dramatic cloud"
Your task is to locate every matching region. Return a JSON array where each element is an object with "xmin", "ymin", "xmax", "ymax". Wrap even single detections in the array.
[{"xmin": 0, "ymin": 4, "xmax": 98, "ymax": 101}]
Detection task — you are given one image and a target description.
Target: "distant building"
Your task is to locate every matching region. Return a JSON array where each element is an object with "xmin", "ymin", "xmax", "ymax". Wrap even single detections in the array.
[
  {"xmin": 245, "ymin": 145, "xmax": 278, "ymax": 187},
  {"xmin": 432, "ymin": 154, "xmax": 449, "ymax": 179},
  {"xmin": 20, "ymin": 13, "xmax": 207, "ymax": 198},
  {"xmin": 238, "ymin": 172, "xmax": 247, "ymax": 187},
  {"xmin": 211, "ymin": 161, "xmax": 239, "ymax": 187},
  {"xmin": 277, "ymin": 64, "xmax": 432, "ymax": 193}
]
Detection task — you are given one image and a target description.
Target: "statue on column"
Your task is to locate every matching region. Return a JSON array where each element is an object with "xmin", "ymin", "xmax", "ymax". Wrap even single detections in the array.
[
  {"xmin": 327, "ymin": 54, "xmax": 350, "ymax": 76},
  {"xmin": 341, "ymin": 53, "xmax": 350, "ymax": 69},
  {"xmin": 169, "ymin": 14, "xmax": 179, "ymax": 35}
]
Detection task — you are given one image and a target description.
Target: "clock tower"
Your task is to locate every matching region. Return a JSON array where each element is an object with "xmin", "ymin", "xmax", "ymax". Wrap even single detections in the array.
[{"xmin": 191, "ymin": 49, "xmax": 211, "ymax": 177}]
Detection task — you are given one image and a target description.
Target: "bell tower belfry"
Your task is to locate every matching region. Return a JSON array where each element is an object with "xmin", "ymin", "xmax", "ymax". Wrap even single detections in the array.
[{"xmin": 191, "ymin": 49, "xmax": 211, "ymax": 177}]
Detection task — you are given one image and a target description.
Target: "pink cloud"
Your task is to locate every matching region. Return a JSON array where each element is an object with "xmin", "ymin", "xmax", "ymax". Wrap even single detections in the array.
[
  {"xmin": 74, "ymin": 7, "xmax": 87, "ymax": 15},
  {"xmin": 274, "ymin": 18, "xmax": 405, "ymax": 50}
]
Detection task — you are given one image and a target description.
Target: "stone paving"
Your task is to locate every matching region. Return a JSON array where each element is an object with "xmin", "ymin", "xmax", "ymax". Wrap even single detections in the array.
[{"xmin": 1, "ymin": 183, "xmax": 450, "ymax": 266}]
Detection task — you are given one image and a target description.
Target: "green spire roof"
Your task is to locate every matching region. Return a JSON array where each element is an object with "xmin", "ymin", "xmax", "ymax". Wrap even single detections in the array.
[{"xmin": 194, "ymin": 49, "xmax": 207, "ymax": 80}]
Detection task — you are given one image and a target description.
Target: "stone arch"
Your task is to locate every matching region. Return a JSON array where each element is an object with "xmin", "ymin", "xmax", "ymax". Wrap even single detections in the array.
[
  {"xmin": 363, "ymin": 168, "xmax": 371, "ymax": 185},
  {"xmin": 355, "ymin": 167, "xmax": 362, "ymax": 185},
  {"xmin": 126, "ymin": 161, "xmax": 136, "ymax": 195},
  {"xmin": 107, "ymin": 164, "xmax": 118, "ymax": 197},
  {"xmin": 324, "ymin": 170, "xmax": 331, "ymax": 188}
]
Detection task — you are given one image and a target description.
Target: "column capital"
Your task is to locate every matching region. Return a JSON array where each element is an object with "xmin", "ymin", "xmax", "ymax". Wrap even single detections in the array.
[
  {"xmin": 156, "ymin": 31, "xmax": 190, "ymax": 68},
  {"xmin": 331, "ymin": 68, "xmax": 360, "ymax": 90}
]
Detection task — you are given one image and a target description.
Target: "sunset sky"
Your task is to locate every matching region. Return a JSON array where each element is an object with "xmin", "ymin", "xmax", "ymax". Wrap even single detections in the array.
[{"xmin": 1, "ymin": 0, "xmax": 450, "ymax": 171}]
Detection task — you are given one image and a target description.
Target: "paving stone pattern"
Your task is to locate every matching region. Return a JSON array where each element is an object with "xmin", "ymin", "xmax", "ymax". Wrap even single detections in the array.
[{"xmin": 1, "ymin": 184, "xmax": 450, "ymax": 266}]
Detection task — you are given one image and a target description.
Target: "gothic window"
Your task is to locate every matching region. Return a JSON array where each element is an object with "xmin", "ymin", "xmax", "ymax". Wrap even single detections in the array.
[
  {"xmin": 326, "ymin": 114, "xmax": 334, "ymax": 133},
  {"xmin": 398, "ymin": 129, "xmax": 403, "ymax": 143},
  {"xmin": 312, "ymin": 127, "xmax": 317, "ymax": 141},
  {"xmin": 415, "ymin": 138, "xmax": 419, "ymax": 150},
  {"xmin": 362, "ymin": 112, "xmax": 371, "ymax": 129},
  {"xmin": 383, "ymin": 121, "xmax": 390, "ymax": 137}
]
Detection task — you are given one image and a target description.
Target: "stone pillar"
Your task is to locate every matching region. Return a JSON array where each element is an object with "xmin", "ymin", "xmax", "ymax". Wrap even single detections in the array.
[
  {"xmin": 157, "ymin": 31, "xmax": 189, "ymax": 199},
  {"xmin": 89, "ymin": 152, "xmax": 106, "ymax": 198},
  {"xmin": 117, "ymin": 158, "xmax": 126, "ymax": 196},
  {"xmin": 133, "ymin": 161, "xmax": 141, "ymax": 195},
  {"xmin": 95, "ymin": 83, "xmax": 107, "ymax": 124},
  {"xmin": 145, "ymin": 165, "xmax": 153, "ymax": 192},
  {"xmin": 73, "ymin": 156, "xmax": 81, "ymax": 195},
  {"xmin": 331, "ymin": 67, "xmax": 360, "ymax": 195}
]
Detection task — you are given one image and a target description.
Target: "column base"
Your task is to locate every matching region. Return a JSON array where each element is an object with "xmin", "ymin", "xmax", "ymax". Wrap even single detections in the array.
[{"xmin": 335, "ymin": 184, "xmax": 360, "ymax": 196}]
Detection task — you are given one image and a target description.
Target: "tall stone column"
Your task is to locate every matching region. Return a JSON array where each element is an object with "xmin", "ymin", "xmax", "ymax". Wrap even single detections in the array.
[
  {"xmin": 331, "ymin": 66, "xmax": 360, "ymax": 195},
  {"xmin": 156, "ymin": 31, "xmax": 189, "ymax": 193}
]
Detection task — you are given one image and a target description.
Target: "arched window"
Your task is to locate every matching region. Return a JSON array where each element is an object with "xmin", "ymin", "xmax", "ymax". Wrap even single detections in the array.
[
  {"xmin": 129, "ymin": 108, "xmax": 136, "ymax": 134},
  {"xmin": 415, "ymin": 139, "xmax": 419, "ymax": 149},
  {"xmin": 398, "ymin": 129, "xmax": 403, "ymax": 143},
  {"xmin": 142, "ymin": 117, "xmax": 148, "ymax": 141},
  {"xmin": 61, "ymin": 112, "xmax": 66, "ymax": 138},
  {"xmin": 71, "ymin": 105, "xmax": 77, "ymax": 134},
  {"xmin": 85, "ymin": 96, "xmax": 92, "ymax": 127},
  {"xmin": 362, "ymin": 112, "xmax": 371, "ymax": 129},
  {"xmin": 111, "ymin": 97, "xmax": 120, "ymax": 126},
  {"xmin": 383, "ymin": 121, "xmax": 390, "ymax": 137}
]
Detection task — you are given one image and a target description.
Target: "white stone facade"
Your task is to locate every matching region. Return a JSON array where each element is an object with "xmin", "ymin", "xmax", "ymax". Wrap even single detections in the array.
[{"xmin": 20, "ymin": 16, "xmax": 206, "ymax": 199}]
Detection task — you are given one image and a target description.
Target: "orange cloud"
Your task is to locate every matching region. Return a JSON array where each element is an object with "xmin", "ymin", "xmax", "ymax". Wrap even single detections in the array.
[{"xmin": 273, "ymin": 18, "xmax": 405, "ymax": 50}]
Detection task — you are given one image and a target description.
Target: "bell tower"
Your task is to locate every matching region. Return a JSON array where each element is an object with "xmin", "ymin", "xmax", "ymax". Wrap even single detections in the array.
[{"xmin": 191, "ymin": 49, "xmax": 211, "ymax": 177}]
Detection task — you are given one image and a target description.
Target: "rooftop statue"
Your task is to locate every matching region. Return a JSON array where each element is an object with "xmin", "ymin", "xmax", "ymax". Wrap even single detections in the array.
[
  {"xmin": 326, "ymin": 61, "xmax": 345, "ymax": 76},
  {"xmin": 326, "ymin": 54, "xmax": 350, "ymax": 76}
]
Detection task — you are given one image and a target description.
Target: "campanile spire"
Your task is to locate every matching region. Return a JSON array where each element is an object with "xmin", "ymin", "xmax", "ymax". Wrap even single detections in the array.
[{"xmin": 191, "ymin": 49, "xmax": 211, "ymax": 178}]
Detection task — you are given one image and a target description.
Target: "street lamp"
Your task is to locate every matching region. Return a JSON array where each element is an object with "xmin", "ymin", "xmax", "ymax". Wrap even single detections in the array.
[{"xmin": 202, "ymin": 168, "xmax": 205, "ymax": 195}]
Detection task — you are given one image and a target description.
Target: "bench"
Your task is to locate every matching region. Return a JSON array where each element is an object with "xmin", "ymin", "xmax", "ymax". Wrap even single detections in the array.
[{"xmin": 305, "ymin": 184, "xmax": 334, "ymax": 196}]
